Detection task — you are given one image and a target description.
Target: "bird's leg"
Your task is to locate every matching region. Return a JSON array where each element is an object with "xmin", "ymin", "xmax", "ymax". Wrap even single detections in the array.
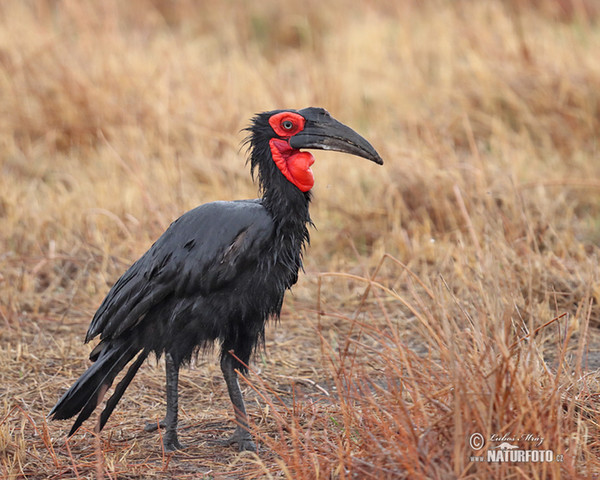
[
  {"xmin": 144, "ymin": 353, "xmax": 184, "ymax": 451},
  {"xmin": 144, "ymin": 354, "xmax": 172, "ymax": 432},
  {"xmin": 162, "ymin": 353, "xmax": 184, "ymax": 451},
  {"xmin": 217, "ymin": 354, "xmax": 257, "ymax": 452}
]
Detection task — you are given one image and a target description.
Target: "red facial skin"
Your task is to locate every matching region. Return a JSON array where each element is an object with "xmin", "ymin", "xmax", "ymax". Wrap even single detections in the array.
[
  {"xmin": 269, "ymin": 139, "xmax": 315, "ymax": 192},
  {"xmin": 268, "ymin": 112, "xmax": 315, "ymax": 192}
]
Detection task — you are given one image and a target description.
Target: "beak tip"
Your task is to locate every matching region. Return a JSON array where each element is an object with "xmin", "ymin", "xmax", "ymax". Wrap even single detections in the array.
[{"xmin": 366, "ymin": 151, "xmax": 384, "ymax": 165}]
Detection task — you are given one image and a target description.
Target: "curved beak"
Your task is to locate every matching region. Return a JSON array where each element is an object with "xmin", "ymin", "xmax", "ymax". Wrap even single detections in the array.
[{"xmin": 289, "ymin": 107, "xmax": 383, "ymax": 165}]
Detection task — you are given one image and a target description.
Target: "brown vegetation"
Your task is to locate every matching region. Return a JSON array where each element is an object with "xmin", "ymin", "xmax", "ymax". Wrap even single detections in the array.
[{"xmin": 1, "ymin": 1, "xmax": 599, "ymax": 478}]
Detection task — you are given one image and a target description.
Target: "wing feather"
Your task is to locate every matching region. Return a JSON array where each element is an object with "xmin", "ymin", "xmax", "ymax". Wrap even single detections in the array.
[{"xmin": 85, "ymin": 200, "xmax": 273, "ymax": 343}]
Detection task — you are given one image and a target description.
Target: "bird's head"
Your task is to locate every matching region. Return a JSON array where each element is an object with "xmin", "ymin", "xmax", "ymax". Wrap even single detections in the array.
[{"xmin": 246, "ymin": 107, "xmax": 383, "ymax": 195}]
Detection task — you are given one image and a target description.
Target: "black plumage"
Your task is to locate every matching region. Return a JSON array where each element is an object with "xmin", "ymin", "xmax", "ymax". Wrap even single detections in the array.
[{"xmin": 50, "ymin": 107, "xmax": 383, "ymax": 452}]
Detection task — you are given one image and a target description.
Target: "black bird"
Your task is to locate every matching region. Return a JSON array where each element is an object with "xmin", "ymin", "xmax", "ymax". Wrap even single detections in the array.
[{"xmin": 49, "ymin": 107, "xmax": 383, "ymax": 452}]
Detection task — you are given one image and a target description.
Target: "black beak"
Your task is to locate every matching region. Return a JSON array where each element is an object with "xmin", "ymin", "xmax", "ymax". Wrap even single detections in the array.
[{"xmin": 289, "ymin": 107, "xmax": 383, "ymax": 165}]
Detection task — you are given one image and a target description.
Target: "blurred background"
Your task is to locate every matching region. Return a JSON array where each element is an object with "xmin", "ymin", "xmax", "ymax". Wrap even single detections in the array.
[{"xmin": 1, "ymin": 1, "xmax": 599, "ymax": 478}]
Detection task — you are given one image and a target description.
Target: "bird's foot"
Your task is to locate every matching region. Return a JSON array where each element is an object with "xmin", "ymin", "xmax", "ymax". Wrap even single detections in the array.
[
  {"xmin": 145, "ymin": 420, "xmax": 184, "ymax": 451},
  {"xmin": 163, "ymin": 431, "xmax": 185, "ymax": 452},
  {"xmin": 144, "ymin": 419, "xmax": 166, "ymax": 432},
  {"xmin": 214, "ymin": 428, "xmax": 257, "ymax": 452}
]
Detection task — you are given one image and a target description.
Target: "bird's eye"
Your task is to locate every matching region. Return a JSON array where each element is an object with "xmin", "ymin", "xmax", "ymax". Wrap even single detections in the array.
[{"xmin": 268, "ymin": 111, "xmax": 305, "ymax": 136}]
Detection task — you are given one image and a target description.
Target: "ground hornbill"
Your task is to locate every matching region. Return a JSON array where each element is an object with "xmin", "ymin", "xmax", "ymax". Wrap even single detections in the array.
[{"xmin": 50, "ymin": 107, "xmax": 383, "ymax": 452}]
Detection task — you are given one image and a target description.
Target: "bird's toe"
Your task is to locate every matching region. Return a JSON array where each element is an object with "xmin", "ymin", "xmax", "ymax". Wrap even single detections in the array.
[
  {"xmin": 238, "ymin": 438, "xmax": 257, "ymax": 452},
  {"xmin": 163, "ymin": 433, "xmax": 185, "ymax": 452},
  {"xmin": 144, "ymin": 419, "xmax": 166, "ymax": 432},
  {"xmin": 213, "ymin": 429, "xmax": 256, "ymax": 452}
]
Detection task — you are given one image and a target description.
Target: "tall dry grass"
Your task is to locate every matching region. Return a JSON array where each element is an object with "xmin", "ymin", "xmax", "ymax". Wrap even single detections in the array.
[{"xmin": 0, "ymin": 0, "xmax": 599, "ymax": 478}]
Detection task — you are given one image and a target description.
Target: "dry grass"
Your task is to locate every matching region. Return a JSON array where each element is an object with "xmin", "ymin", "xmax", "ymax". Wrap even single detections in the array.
[{"xmin": 1, "ymin": 0, "xmax": 600, "ymax": 478}]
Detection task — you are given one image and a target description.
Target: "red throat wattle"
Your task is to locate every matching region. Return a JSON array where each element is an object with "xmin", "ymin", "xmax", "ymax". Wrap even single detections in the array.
[{"xmin": 269, "ymin": 138, "xmax": 315, "ymax": 192}]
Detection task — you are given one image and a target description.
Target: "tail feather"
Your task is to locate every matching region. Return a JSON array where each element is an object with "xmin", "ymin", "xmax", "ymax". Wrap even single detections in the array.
[
  {"xmin": 68, "ymin": 382, "xmax": 110, "ymax": 436},
  {"xmin": 49, "ymin": 339, "xmax": 144, "ymax": 435},
  {"xmin": 98, "ymin": 349, "xmax": 149, "ymax": 432}
]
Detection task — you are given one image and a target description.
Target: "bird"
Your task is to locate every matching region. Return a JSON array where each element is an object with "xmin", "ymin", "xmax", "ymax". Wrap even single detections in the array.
[{"xmin": 49, "ymin": 107, "xmax": 383, "ymax": 453}]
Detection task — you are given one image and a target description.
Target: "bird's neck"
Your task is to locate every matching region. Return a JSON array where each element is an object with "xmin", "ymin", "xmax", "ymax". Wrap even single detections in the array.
[
  {"xmin": 248, "ymin": 138, "xmax": 313, "ymax": 254},
  {"xmin": 261, "ymin": 183, "xmax": 312, "ymax": 286},
  {"xmin": 262, "ymin": 181, "xmax": 312, "ymax": 245}
]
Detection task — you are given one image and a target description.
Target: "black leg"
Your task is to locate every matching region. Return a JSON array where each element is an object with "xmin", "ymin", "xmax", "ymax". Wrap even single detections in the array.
[
  {"xmin": 217, "ymin": 353, "xmax": 256, "ymax": 452},
  {"xmin": 145, "ymin": 353, "xmax": 184, "ymax": 451}
]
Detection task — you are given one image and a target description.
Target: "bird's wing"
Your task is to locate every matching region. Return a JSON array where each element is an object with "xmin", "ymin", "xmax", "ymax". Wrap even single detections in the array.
[{"xmin": 85, "ymin": 200, "xmax": 274, "ymax": 343}]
